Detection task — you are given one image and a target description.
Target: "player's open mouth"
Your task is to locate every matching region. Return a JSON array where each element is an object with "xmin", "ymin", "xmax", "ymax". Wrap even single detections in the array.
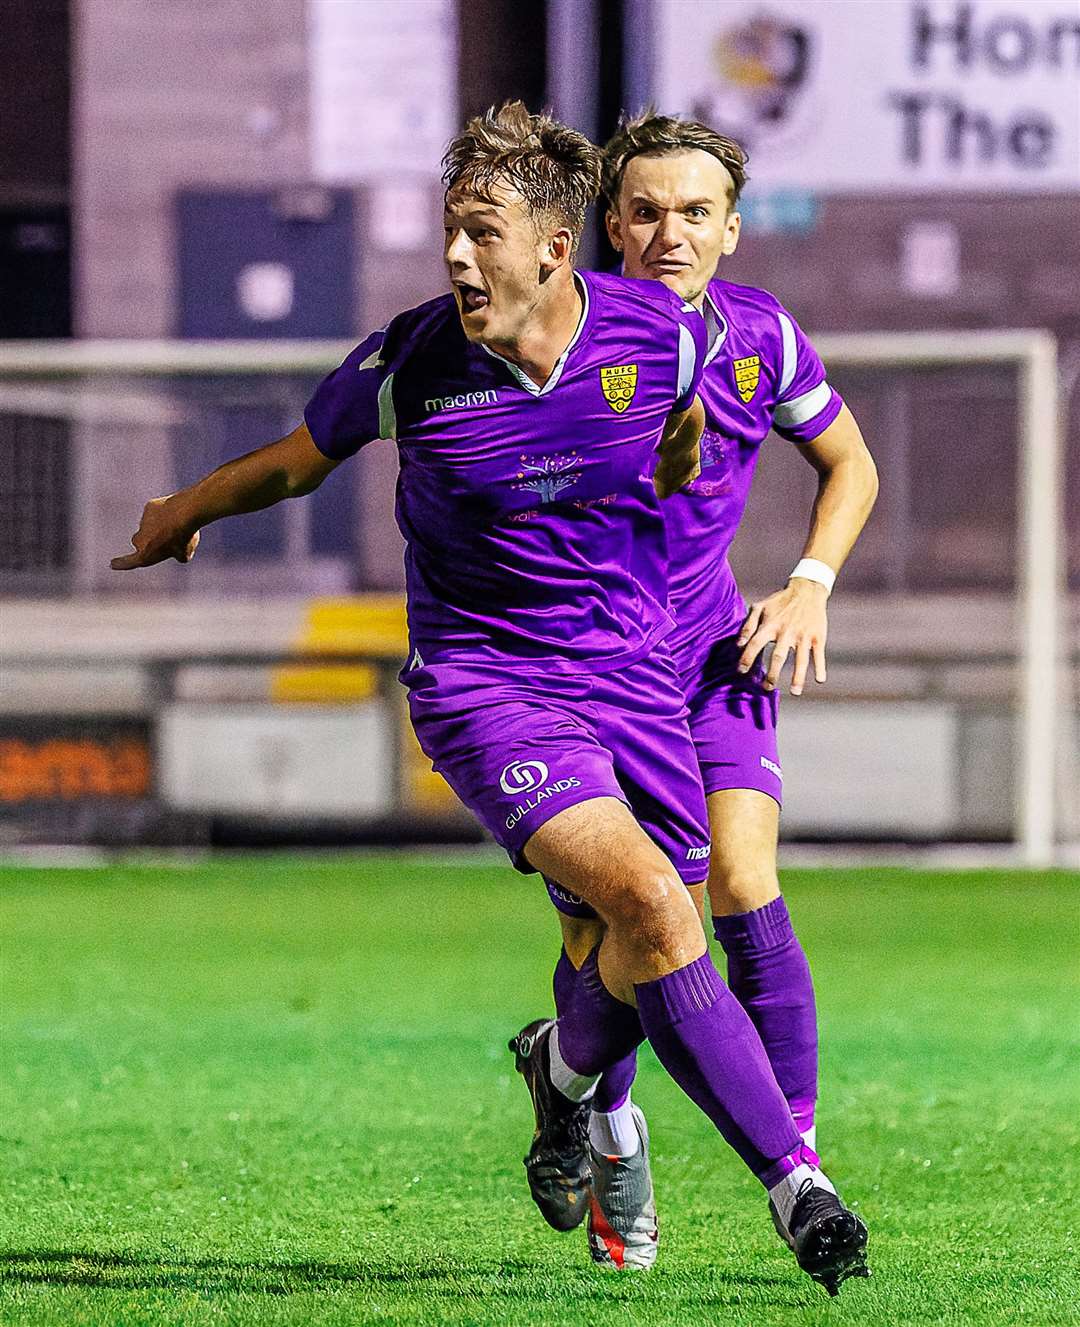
[{"xmin": 455, "ymin": 282, "xmax": 490, "ymax": 313}]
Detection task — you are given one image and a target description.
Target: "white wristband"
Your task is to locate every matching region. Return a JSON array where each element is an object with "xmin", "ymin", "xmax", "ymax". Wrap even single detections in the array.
[{"xmin": 790, "ymin": 557, "xmax": 836, "ymax": 596}]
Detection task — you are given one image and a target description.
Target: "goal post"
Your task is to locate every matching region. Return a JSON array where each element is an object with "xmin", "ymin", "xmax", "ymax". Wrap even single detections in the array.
[
  {"xmin": 0, "ymin": 330, "xmax": 1069, "ymax": 863},
  {"xmin": 812, "ymin": 330, "xmax": 1064, "ymax": 868}
]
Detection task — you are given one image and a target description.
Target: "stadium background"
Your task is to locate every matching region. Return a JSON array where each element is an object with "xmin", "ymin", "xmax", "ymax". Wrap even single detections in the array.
[{"xmin": 0, "ymin": 3, "xmax": 1077, "ymax": 1325}]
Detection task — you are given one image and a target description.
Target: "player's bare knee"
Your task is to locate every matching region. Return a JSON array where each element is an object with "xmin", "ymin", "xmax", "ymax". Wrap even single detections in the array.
[
  {"xmin": 709, "ymin": 863, "xmax": 780, "ymax": 915},
  {"xmin": 611, "ymin": 868, "xmax": 699, "ymax": 946}
]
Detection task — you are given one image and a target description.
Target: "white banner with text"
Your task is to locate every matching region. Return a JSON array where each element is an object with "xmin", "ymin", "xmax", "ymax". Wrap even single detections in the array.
[{"xmin": 653, "ymin": 0, "xmax": 1080, "ymax": 192}]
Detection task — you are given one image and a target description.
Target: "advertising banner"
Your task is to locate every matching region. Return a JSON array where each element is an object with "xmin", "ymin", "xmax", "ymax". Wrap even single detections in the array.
[
  {"xmin": 0, "ymin": 716, "xmax": 159, "ymax": 845},
  {"xmin": 653, "ymin": 0, "xmax": 1080, "ymax": 192}
]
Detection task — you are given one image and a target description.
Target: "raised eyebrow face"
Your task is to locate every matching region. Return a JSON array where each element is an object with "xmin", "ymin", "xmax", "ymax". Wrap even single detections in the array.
[{"xmin": 626, "ymin": 193, "xmax": 720, "ymax": 216}]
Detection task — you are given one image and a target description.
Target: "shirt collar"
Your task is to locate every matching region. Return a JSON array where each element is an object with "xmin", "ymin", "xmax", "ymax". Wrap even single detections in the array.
[
  {"xmin": 702, "ymin": 286, "xmax": 729, "ymax": 366},
  {"xmin": 481, "ymin": 272, "xmax": 590, "ymax": 397}
]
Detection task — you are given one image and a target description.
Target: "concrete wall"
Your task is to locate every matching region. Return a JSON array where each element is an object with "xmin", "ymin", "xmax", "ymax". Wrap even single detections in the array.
[{"xmin": 74, "ymin": 0, "xmax": 312, "ymax": 338}]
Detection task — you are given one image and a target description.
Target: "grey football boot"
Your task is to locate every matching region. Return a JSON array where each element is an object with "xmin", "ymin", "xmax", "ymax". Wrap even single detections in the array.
[
  {"xmin": 586, "ymin": 1103, "xmax": 659, "ymax": 1270},
  {"xmin": 508, "ymin": 1018, "xmax": 592, "ymax": 1231}
]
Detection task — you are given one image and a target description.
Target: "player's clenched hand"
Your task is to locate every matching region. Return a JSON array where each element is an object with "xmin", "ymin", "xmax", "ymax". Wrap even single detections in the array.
[
  {"xmin": 110, "ymin": 496, "xmax": 201, "ymax": 571},
  {"xmin": 736, "ymin": 580, "xmax": 828, "ymax": 696}
]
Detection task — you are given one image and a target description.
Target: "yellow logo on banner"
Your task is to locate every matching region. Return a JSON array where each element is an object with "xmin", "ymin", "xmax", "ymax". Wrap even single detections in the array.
[
  {"xmin": 599, "ymin": 364, "xmax": 638, "ymax": 413},
  {"xmin": 734, "ymin": 354, "xmax": 761, "ymax": 403}
]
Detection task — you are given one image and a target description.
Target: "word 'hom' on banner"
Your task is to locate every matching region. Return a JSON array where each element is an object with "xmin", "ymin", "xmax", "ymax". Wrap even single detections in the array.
[{"xmin": 653, "ymin": 0, "xmax": 1080, "ymax": 192}]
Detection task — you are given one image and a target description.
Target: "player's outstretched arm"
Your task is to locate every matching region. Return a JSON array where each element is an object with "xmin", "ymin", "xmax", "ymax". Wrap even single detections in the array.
[
  {"xmin": 737, "ymin": 404, "xmax": 878, "ymax": 694},
  {"xmin": 654, "ymin": 396, "xmax": 705, "ymax": 499},
  {"xmin": 110, "ymin": 422, "xmax": 340, "ymax": 571}
]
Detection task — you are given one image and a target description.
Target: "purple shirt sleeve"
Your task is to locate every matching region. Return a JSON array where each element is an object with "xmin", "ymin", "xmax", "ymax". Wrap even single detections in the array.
[
  {"xmin": 674, "ymin": 305, "xmax": 709, "ymax": 412},
  {"xmin": 304, "ymin": 328, "xmax": 392, "ymax": 460},
  {"xmin": 770, "ymin": 307, "xmax": 843, "ymax": 443}
]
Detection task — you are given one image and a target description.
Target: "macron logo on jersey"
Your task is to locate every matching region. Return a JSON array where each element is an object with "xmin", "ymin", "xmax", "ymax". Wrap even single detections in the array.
[{"xmin": 424, "ymin": 390, "xmax": 499, "ymax": 413}]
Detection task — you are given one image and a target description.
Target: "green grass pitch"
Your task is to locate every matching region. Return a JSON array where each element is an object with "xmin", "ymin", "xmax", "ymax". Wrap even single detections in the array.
[{"xmin": 1, "ymin": 856, "xmax": 1077, "ymax": 1326}]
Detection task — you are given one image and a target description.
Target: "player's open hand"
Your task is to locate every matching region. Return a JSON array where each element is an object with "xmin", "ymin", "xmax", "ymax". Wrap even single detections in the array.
[
  {"xmin": 110, "ymin": 496, "xmax": 201, "ymax": 571},
  {"xmin": 736, "ymin": 580, "xmax": 828, "ymax": 696}
]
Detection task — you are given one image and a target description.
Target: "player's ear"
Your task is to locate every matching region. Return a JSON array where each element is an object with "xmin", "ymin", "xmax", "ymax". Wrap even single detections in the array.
[
  {"xmin": 606, "ymin": 208, "xmax": 623, "ymax": 254},
  {"xmin": 722, "ymin": 209, "xmax": 741, "ymax": 256},
  {"xmin": 541, "ymin": 226, "xmax": 574, "ymax": 274}
]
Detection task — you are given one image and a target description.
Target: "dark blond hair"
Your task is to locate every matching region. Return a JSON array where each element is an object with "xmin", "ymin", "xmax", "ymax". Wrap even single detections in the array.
[
  {"xmin": 602, "ymin": 110, "xmax": 748, "ymax": 210},
  {"xmin": 443, "ymin": 101, "xmax": 601, "ymax": 254}
]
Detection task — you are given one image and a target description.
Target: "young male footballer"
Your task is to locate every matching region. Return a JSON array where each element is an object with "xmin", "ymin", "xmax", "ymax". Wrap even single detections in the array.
[
  {"xmin": 520, "ymin": 111, "xmax": 877, "ymax": 1283},
  {"xmin": 112, "ymin": 103, "xmax": 869, "ymax": 1297}
]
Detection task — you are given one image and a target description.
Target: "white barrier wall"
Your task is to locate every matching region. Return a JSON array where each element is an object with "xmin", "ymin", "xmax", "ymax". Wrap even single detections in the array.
[
  {"xmin": 780, "ymin": 704, "xmax": 958, "ymax": 836},
  {"xmin": 159, "ymin": 704, "xmax": 394, "ymax": 819}
]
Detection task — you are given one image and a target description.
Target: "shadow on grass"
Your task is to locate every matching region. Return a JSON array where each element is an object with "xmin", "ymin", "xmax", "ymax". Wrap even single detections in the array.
[{"xmin": 0, "ymin": 1247, "xmax": 798, "ymax": 1305}]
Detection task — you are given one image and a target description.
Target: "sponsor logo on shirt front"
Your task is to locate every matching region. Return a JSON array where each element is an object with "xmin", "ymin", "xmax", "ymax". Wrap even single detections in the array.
[
  {"xmin": 424, "ymin": 389, "xmax": 499, "ymax": 413},
  {"xmin": 734, "ymin": 354, "xmax": 761, "ymax": 403},
  {"xmin": 513, "ymin": 452, "xmax": 583, "ymax": 503},
  {"xmin": 599, "ymin": 363, "xmax": 638, "ymax": 414},
  {"xmin": 500, "ymin": 759, "xmax": 583, "ymax": 829}
]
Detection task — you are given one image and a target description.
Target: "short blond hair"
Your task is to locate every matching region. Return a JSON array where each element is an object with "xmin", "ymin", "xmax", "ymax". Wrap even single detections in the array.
[
  {"xmin": 443, "ymin": 101, "xmax": 601, "ymax": 254},
  {"xmin": 602, "ymin": 109, "xmax": 749, "ymax": 210}
]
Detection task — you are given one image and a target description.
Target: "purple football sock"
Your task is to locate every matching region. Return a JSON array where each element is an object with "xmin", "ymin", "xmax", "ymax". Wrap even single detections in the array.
[
  {"xmin": 591, "ymin": 1052, "xmax": 637, "ymax": 1113},
  {"xmin": 635, "ymin": 951, "xmax": 809, "ymax": 1184},
  {"xmin": 713, "ymin": 897, "xmax": 818, "ymax": 1139},
  {"xmin": 554, "ymin": 948, "xmax": 644, "ymax": 1078},
  {"xmin": 552, "ymin": 947, "xmax": 576, "ymax": 1016},
  {"xmin": 552, "ymin": 948, "xmax": 638, "ymax": 1112}
]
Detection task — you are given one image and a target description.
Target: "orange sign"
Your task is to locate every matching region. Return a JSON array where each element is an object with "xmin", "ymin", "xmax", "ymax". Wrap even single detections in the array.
[{"xmin": 0, "ymin": 737, "xmax": 151, "ymax": 802}]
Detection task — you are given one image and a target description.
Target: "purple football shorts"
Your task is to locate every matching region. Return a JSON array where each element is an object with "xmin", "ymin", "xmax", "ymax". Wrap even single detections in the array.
[
  {"xmin": 402, "ymin": 647, "xmax": 711, "ymax": 917},
  {"xmin": 670, "ymin": 629, "xmax": 783, "ymax": 806}
]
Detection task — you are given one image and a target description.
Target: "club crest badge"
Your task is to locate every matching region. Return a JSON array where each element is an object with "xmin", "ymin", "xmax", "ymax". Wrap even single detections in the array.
[
  {"xmin": 733, "ymin": 354, "xmax": 761, "ymax": 403},
  {"xmin": 599, "ymin": 364, "xmax": 638, "ymax": 414}
]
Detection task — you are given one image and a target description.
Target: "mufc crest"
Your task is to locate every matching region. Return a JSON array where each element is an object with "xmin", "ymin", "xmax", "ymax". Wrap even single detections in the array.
[
  {"xmin": 733, "ymin": 354, "xmax": 761, "ymax": 403},
  {"xmin": 599, "ymin": 364, "xmax": 637, "ymax": 414}
]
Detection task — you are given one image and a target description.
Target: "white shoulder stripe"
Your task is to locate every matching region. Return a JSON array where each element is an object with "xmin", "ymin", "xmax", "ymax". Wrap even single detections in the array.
[
  {"xmin": 773, "ymin": 380, "xmax": 833, "ymax": 428},
  {"xmin": 777, "ymin": 311, "xmax": 797, "ymax": 397},
  {"xmin": 377, "ymin": 371, "xmax": 397, "ymax": 440},
  {"xmin": 677, "ymin": 322, "xmax": 698, "ymax": 400}
]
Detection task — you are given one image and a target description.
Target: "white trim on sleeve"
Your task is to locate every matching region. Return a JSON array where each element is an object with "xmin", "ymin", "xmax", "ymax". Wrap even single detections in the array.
[
  {"xmin": 377, "ymin": 372, "xmax": 397, "ymax": 440},
  {"xmin": 777, "ymin": 311, "xmax": 798, "ymax": 397},
  {"xmin": 773, "ymin": 380, "xmax": 833, "ymax": 429}
]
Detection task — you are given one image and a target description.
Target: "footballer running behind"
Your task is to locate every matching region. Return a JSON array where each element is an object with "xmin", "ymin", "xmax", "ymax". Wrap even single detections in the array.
[{"xmin": 522, "ymin": 110, "xmax": 877, "ymax": 1291}]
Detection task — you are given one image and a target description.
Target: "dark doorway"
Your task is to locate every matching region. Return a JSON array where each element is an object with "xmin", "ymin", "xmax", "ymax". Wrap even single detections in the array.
[{"xmin": 0, "ymin": 0, "xmax": 71, "ymax": 337}]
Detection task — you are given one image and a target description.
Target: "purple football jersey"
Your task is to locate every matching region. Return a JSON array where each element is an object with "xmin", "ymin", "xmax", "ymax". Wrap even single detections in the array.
[
  {"xmin": 305, "ymin": 271, "xmax": 707, "ymax": 670},
  {"xmin": 664, "ymin": 279, "xmax": 843, "ymax": 650}
]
